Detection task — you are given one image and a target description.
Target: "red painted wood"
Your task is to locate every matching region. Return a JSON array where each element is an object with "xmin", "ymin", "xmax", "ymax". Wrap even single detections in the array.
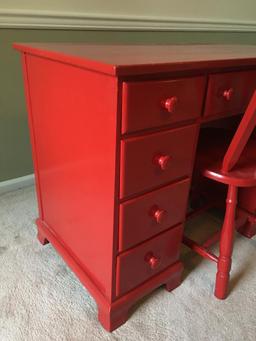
[
  {"xmin": 98, "ymin": 261, "xmax": 183, "ymax": 331},
  {"xmin": 37, "ymin": 228, "xmax": 49, "ymax": 245},
  {"xmin": 239, "ymin": 186, "xmax": 256, "ymax": 214},
  {"xmin": 120, "ymin": 124, "xmax": 198, "ymax": 198},
  {"xmin": 37, "ymin": 218, "xmax": 183, "ymax": 331},
  {"xmin": 162, "ymin": 96, "xmax": 178, "ymax": 113},
  {"xmin": 182, "ymin": 236, "xmax": 218, "ymax": 263},
  {"xmin": 204, "ymin": 141, "xmax": 256, "ymax": 186},
  {"xmin": 194, "ymin": 128, "xmax": 256, "ymax": 187},
  {"xmin": 215, "ymin": 185, "xmax": 237, "ymax": 299},
  {"xmin": 236, "ymin": 208, "xmax": 256, "ymax": 239},
  {"xmin": 116, "ymin": 224, "xmax": 183, "ymax": 296},
  {"xmin": 204, "ymin": 71, "xmax": 256, "ymax": 118},
  {"xmin": 24, "ymin": 54, "xmax": 118, "ymax": 301},
  {"xmin": 202, "ymin": 231, "xmax": 221, "ymax": 249},
  {"xmin": 14, "ymin": 42, "xmax": 256, "ymax": 330},
  {"xmin": 13, "ymin": 43, "xmax": 256, "ymax": 76},
  {"xmin": 185, "ymin": 90, "xmax": 256, "ymax": 299},
  {"xmin": 222, "ymin": 90, "xmax": 256, "ymax": 172},
  {"xmin": 119, "ymin": 178, "xmax": 190, "ymax": 251},
  {"xmin": 122, "ymin": 77, "xmax": 206, "ymax": 134},
  {"xmin": 21, "ymin": 55, "xmax": 44, "ymax": 220},
  {"xmin": 223, "ymin": 88, "xmax": 234, "ymax": 101}
]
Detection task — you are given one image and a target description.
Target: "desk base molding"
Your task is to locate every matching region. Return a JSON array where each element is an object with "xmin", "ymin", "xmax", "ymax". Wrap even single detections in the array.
[{"xmin": 36, "ymin": 218, "xmax": 183, "ymax": 331}]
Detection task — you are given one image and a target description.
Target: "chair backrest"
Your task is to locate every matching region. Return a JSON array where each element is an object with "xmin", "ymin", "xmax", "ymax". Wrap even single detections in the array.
[{"xmin": 222, "ymin": 90, "xmax": 256, "ymax": 172}]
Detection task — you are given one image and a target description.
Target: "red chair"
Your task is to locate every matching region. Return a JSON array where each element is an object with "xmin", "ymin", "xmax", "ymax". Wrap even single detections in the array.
[{"xmin": 183, "ymin": 90, "xmax": 256, "ymax": 299}]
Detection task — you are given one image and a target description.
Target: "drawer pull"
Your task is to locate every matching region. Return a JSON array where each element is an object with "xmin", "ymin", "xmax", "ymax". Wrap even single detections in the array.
[
  {"xmin": 153, "ymin": 154, "xmax": 171, "ymax": 170},
  {"xmin": 145, "ymin": 253, "xmax": 161, "ymax": 269},
  {"xmin": 150, "ymin": 205, "xmax": 167, "ymax": 224},
  {"xmin": 162, "ymin": 96, "xmax": 178, "ymax": 113},
  {"xmin": 223, "ymin": 88, "xmax": 233, "ymax": 101}
]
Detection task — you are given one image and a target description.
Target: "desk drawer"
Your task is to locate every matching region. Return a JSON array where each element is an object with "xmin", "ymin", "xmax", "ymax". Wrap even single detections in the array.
[
  {"xmin": 204, "ymin": 71, "xmax": 256, "ymax": 117},
  {"xmin": 119, "ymin": 178, "xmax": 190, "ymax": 251},
  {"xmin": 120, "ymin": 124, "xmax": 198, "ymax": 199},
  {"xmin": 122, "ymin": 77, "xmax": 206, "ymax": 134},
  {"xmin": 116, "ymin": 224, "xmax": 183, "ymax": 296}
]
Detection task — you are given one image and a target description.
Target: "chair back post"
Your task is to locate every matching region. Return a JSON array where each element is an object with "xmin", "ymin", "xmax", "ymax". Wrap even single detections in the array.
[{"xmin": 222, "ymin": 90, "xmax": 256, "ymax": 172}]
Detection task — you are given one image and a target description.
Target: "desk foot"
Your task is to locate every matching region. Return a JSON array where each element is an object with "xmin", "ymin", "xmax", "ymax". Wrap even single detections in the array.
[
  {"xmin": 237, "ymin": 213, "xmax": 256, "ymax": 239},
  {"xmin": 98, "ymin": 261, "xmax": 183, "ymax": 331},
  {"xmin": 165, "ymin": 264, "xmax": 183, "ymax": 292},
  {"xmin": 98, "ymin": 304, "xmax": 129, "ymax": 332},
  {"xmin": 36, "ymin": 221, "xmax": 49, "ymax": 245},
  {"xmin": 34, "ymin": 218, "xmax": 183, "ymax": 331}
]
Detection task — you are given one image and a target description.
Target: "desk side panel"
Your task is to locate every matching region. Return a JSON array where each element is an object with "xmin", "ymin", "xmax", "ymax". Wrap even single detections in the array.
[{"xmin": 24, "ymin": 54, "xmax": 118, "ymax": 301}]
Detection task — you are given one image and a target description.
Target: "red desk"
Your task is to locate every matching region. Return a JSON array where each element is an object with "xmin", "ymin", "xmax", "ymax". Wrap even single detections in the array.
[{"xmin": 14, "ymin": 44, "xmax": 256, "ymax": 331}]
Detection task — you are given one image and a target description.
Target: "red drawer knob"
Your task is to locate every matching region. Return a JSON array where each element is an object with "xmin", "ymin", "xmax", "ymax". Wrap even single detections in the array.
[
  {"xmin": 147, "ymin": 255, "xmax": 161, "ymax": 270},
  {"xmin": 162, "ymin": 96, "xmax": 178, "ymax": 113},
  {"xmin": 153, "ymin": 154, "xmax": 171, "ymax": 170},
  {"xmin": 150, "ymin": 206, "xmax": 167, "ymax": 224},
  {"xmin": 223, "ymin": 88, "xmax": 233, "ymax": 101}
]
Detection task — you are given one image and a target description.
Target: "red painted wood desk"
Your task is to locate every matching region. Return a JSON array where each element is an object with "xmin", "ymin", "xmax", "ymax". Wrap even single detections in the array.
[{"xmin": 14, "ymin": 44, "xmax": 256, "ymax": 331}]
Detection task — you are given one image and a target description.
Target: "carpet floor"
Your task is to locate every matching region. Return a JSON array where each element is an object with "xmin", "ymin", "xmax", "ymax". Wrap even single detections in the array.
[{"xmin": 0, "ymin": 186, "xmax": 255, "ymax": 341}]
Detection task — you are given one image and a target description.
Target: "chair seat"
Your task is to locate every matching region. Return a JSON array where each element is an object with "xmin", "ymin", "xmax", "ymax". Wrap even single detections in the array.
[{"xmin": 195, "ymin": 128, "xmax": 256, "ymax": 187}]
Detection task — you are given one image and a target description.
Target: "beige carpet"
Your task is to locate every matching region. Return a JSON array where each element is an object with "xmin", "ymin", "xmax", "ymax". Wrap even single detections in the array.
[{"xmin": 0, "ymin": 186, "xmax": 256, "ymax": 341}]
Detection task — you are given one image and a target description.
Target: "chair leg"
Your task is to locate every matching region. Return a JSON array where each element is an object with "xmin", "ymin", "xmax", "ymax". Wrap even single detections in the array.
[{"xmin": 215, "ymin": 185, "xmax": 237, "ymax": 300}]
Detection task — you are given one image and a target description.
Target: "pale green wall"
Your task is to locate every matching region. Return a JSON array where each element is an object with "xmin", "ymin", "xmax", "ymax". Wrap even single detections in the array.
[
  {"xmin": 1, "ymin": 0, "xmax": 256, "ymax": 23},
  {"xmin": 1, "ymin": 29, "xmax": 256, "ymax": 181}
]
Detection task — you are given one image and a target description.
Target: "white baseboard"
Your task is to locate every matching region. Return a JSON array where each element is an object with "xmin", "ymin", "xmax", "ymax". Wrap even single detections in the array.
[
  {"xmin": 0, "ymin": 9, "xmax": 256, "ymax": 32},
  {"xmin": 0, "ymin": 174, "xmax": 35, "ymax": 195}
]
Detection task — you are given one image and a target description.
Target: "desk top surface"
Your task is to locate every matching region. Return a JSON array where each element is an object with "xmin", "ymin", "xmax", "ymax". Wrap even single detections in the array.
[{"xmin": 14, "ymin": 43, "xmax": 256, "ymax": 76}]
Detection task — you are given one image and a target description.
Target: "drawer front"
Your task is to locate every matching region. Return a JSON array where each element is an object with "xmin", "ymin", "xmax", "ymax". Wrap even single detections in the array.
[
  {"xmin": 116, "ymin": 224, "xmax": 183, "ymax": 296},
  {"xmin": 120, "ymin": 124, "xmax": 198, "ymax": 199},
  {"xmin": 204, "ymin": 71, "xmax": 256, "ymax": 117},
  {"xmin": 122, "ymin": 77, "xmax": 206, "ymax": 134},
  {"xmin": 119, "ymin": 178, "xmax": 190, "ymax": 251}
]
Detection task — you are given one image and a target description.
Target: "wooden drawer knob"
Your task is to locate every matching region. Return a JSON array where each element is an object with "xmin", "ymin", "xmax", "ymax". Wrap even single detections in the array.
[
  {"xmin": 223, "ymin": 88, "xmax": 233, "ymax": 101},
  {"xmin": 162, "ymin": 96, "xmax": 178, "ymax": 113},
  {"xmin": 146, "ymin": 254, "xmax": 161, "ymax": 269},
  {"xmin": 150, "ymin": 205, "xmax": 167, "ymax": 224},
  {"xmin": 153, "ymin": 154, "xmax": 171, "ymax": 170}
]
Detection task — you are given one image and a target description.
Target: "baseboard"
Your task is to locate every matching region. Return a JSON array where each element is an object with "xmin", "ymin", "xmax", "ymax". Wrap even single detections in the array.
[
  {"xmin": 0, "ymin": 9, "xmax": 256, "ymax": 32},
  {"xmin": 0, "ymin": 174, "xmax": 35, "ymax": 195}
]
